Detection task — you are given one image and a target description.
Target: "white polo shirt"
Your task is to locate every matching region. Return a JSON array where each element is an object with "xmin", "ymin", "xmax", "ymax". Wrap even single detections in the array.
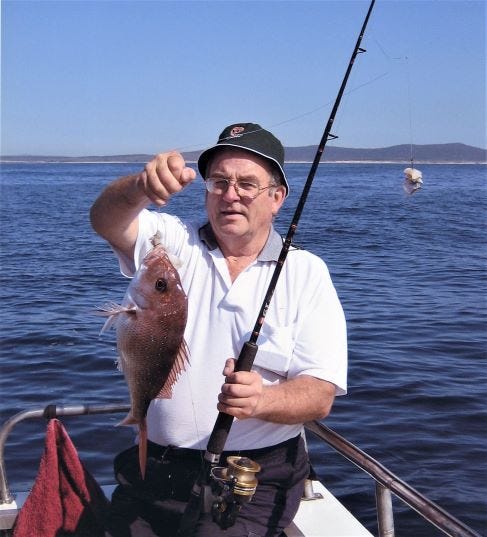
[{"xmin": 116, "ymin": 210, "xmax": 347, "ymax": 450}]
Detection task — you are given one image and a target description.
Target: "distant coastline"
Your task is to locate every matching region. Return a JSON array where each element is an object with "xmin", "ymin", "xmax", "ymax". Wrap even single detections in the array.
[
  {"xmin": 1, "ymin": 142, "xmax": 486, "ymax": 164},
  {"xmin": 1, "ymin": 160, "xmax": 485, "ymax": 165}
]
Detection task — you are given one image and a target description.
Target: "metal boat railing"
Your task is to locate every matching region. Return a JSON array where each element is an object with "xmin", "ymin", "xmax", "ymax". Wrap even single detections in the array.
[
  {"xmin": 304, "ymin": 420, "xmax": 481, "ymax": 537},
  {"xmin": 0, "ymin": 404, "xmax": 482, "ymax": 537}
]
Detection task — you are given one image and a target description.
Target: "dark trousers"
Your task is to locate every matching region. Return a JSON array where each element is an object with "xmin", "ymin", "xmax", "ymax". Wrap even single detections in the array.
[{"xmin": 105, "ymin": 435, "xmax": 309, "ymax": 537}]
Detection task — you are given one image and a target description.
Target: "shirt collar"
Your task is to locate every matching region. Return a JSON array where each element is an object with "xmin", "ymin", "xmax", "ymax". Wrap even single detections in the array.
[{"xmin": 198, "ymin": 222, "xmax": 283, "ymax": 262}]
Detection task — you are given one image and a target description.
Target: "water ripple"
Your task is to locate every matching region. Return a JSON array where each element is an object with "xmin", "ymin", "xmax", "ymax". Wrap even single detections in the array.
[{"xmin": 1, "ymin": 162, "xmax": 485, "ymax": 535}]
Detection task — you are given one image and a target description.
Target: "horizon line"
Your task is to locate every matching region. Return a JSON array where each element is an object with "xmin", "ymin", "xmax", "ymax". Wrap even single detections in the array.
[{"xmin": 1, "ymin": 141, "xmax": 486, "ymax": 159}]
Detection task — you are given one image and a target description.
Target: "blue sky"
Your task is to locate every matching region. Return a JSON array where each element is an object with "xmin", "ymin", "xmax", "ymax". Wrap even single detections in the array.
[{"xmin": 1, "ymin": 0, "xmax": 485, "ymax": 156}]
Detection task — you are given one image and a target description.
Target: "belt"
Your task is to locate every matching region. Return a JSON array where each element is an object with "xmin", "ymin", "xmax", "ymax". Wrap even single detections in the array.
[
  {"xmin": 147, "ymin": 435, "xmax": 300, "ymax": 463},
  {"xmin": 147, "ymin": 441, "xmax": 205, "ymax": 461}
]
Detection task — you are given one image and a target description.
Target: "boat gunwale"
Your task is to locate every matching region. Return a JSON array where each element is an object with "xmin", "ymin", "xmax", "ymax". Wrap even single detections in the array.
[{"xmin": 0, "ymin": 403, "xmax": 482, "ymax": 537}]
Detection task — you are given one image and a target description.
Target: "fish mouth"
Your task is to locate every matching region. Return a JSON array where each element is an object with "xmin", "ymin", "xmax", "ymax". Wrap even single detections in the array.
[{"xmin": 124, "ymin": 290, "xmax": 147, "ymax": 310}]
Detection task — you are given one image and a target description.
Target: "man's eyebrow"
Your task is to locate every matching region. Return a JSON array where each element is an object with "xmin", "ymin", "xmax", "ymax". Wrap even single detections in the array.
[{"xmin": 210, "ymin": 171, "xmax": 260, "ymax": 181}]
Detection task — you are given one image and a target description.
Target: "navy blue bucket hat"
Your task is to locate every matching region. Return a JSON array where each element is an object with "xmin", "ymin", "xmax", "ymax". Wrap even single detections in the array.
[{"xmin": 197, "ymin": 123, "xmax": 289, "ymax": 196}]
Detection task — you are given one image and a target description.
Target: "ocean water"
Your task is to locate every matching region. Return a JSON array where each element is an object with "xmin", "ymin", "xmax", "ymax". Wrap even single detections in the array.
[{"xmin": 0, "ymin": 162, "xmax": 485, "ymax": 536}]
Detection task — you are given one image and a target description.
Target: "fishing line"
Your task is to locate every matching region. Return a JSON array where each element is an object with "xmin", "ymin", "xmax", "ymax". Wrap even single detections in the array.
[
  {"xmin": 172, "ymin": 74, "xmax": 388, "ymax": 156},
  {"xmin": 185, "ymin": 372, "xmax": 205, "ymax": 459},
  {"xmin": 151, "ymin": 220, "xmax": 204, "ymax": 454},
  {"xmin": 372, "ymin": 35, "xmax": 403, "ymax": 62},
  {"xmin": 372, "ymin": 35, "xmax": 420, "ymax": 175},
  {"xmin": 405, "ymin": 55, "xmax": 416, "ymax": 169},
  {"xmin": 179, "ymin": 1, "xmax": 376, "ymax": 533},
  {"xmin": 211, "ymin": 0, "xmax": 376, "ymax": 465},
  {"xmin": 268, "ymin": 72, "xmax": 388, "ymax": 132}
]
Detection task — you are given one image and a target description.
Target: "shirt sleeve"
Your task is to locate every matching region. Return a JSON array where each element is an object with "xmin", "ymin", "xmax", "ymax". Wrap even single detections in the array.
[
  {"xmin": 116, "ymin": 210, "xmax": 188, "ymax": 277},
  {"xmin": 289, "ymin": 254, "xmax": 348, "ymax": 395}
]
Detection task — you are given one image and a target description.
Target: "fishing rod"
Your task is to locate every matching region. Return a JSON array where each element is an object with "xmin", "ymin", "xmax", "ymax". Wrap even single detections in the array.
[{"xmin": 179, "ymin": 0, "xmax": 376, "ymax": 533}]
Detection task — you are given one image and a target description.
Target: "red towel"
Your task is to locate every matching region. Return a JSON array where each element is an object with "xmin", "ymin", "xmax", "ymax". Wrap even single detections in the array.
[{"xmin": 13, "ymin": 418, "xmax": 109, "ymax": 537}]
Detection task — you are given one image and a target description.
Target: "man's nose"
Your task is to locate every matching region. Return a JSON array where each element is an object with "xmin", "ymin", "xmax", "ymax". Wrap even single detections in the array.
[{"xmin": 221, "ymin": 181, "xmax": 240, "ymax": 201}]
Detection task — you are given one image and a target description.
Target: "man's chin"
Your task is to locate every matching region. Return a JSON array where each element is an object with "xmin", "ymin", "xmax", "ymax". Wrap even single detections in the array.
[
  {"xmin": 213, "ymin": 220, "xmax": 248, "ymax": 239},
  {"xmin": 218, "ymin": 224, "xmax": 245, "ymax": 236}
]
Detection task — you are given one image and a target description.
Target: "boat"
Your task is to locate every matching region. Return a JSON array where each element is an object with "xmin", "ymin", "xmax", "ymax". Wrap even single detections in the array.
[{"xmin": 0, "ymin": 404, "xmax": 481, "ymax": 537}]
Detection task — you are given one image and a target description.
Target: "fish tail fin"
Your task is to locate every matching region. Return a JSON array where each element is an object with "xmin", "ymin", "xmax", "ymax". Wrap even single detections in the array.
[
  {"xmin": 138, "ymin": 418, "xmax": 148, "ymax": 480},
  {"xmin": 117, "ymin": 413, "xmax": 137, "ymax": 427}
]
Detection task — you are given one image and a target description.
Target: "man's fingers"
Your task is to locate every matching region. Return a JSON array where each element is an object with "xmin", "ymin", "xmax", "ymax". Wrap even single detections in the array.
[
  {"xmin": 136, "ymin": 170, "xmax": 167, "ymax": 206},
  {"xmin": 138, "ymin": 152, "xmax": 195, "ymax": 205},
  {"xmin": 167, "ymin": 152, "xmax": 196, "ymax": 185},
  {"xmin": 180, "ymin": 166, "xmax": 197, "ymax": 184},
  {"xmin": 222, "ymin": 358, "xmax": 236, "ymax": 377},
  {"xmin": 221, "ymin": 381, "xmax": 255, "ymax": 398}
]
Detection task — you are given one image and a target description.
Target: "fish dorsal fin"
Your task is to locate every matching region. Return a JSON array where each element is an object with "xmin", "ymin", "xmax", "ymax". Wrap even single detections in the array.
[{"xmin": 156, "ymin": 340, "xmax": 190, "ymax": 398}]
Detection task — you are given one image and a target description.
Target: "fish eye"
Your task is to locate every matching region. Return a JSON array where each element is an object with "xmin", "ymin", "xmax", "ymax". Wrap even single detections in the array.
[{"xmin": 155, "ymin": 278, "xmax": 167, "ymax": 292}]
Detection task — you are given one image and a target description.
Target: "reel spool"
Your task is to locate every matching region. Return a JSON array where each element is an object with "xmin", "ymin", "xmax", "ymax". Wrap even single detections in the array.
[{"xmin": 210, "ymin": 456, "xmax": 261, "ymax": 528}]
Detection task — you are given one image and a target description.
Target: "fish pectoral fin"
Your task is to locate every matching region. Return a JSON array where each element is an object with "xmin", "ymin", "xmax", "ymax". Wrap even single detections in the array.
[
  {"xmin": 100, "ymin": 316, "xmax": 117, "ymax": 335},
  {"xmin": 156, "ymin": 339, "xmax": 191, "ymax": 399},
  {"xmin": 96, "ymin": 302, "xmax": 136, "ymax": 316},
  {"xmin": 96, "ymin": 303, "xmax": 137, "ymax": 335}
]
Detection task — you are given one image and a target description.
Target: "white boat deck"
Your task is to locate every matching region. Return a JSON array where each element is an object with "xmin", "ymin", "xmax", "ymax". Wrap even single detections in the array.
[
  {"xmin": 0, "ymin": 480, "xmax": 373, "ymax": 536},
  {"xmin": 285, "ymin": 481, "xmax": 373, "ymax": 537}
]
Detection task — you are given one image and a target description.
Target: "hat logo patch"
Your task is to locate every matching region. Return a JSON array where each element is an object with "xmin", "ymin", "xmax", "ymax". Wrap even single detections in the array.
[{"xmin": 230, "ymin": 126, "xmax": 245, "ymax": 137}]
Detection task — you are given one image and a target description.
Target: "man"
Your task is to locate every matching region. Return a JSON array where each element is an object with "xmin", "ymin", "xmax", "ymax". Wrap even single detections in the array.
[{"xmin": 90, "ymin": 123, "xmax": 347, "ymax": 537}]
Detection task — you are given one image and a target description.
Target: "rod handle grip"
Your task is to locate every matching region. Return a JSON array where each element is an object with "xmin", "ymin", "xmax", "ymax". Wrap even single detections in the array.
[
  {"xmin": 206, "ymin": 341, "xmax": 258, "ymax": 454},
  {"xmin": 235, "ymin": 340, "xmax": 258, "ymax": 372}
]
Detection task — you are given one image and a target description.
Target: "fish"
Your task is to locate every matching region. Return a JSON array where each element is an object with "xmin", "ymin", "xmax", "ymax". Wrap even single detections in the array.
[
  {"xmin": 403, "ymin": 167, "xmax": 423, "ymax": 195},
  {"xmin": 98, "ymin": 232, "xmax": 189, "ymax": 478}
]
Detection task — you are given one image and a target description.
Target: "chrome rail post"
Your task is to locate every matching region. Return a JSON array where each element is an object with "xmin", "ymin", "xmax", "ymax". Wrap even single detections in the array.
[
  {"xmin": 0, "ymin": 409, "xmax": 45, "ymax": 504},
  {"xmin": 376, "ymin": 482, "xmax": 395, "ymax": 537}
]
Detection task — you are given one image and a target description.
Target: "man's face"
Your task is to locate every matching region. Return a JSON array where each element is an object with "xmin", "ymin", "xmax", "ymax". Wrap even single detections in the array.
[{"xmin": 205, "ymin": 149, "xmax": 286, "ymax": 250}]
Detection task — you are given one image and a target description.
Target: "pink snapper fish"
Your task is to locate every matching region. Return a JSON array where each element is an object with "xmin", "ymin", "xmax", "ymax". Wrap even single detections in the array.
[{"xmin": 99, "ymin": 232, "xmax": 189, "ymax": 478}]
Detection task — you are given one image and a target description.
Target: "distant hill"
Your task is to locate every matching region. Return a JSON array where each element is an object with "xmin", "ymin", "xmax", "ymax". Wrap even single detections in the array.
[
  {"xmin": 282, "ymin": 143, "xmax": 486, "ymax": 163},
  {"xmin": 1, "ymin": 143, "xmax": 485, "ymax": 164}
]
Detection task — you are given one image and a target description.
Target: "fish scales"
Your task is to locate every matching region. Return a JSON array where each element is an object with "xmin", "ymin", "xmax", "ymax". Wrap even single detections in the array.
[{"xmin": 99, "ymin": 232, "xmax": 189, "ymax": 478}]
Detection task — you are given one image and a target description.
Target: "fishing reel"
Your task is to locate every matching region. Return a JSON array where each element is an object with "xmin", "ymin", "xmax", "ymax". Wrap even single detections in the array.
[{"xmin": 209, "ymin": 456, "xmax": 261, "ymax": 529}]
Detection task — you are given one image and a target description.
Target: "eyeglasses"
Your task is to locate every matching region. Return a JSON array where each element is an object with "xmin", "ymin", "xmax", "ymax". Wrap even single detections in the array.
[{"xmin": 205, "ymin": 177, "xmax": 276, "ymax": 200}]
